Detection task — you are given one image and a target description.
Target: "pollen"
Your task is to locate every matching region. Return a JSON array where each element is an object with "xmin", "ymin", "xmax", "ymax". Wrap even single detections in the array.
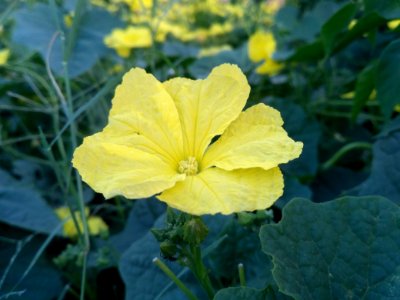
[{"xmin": 178, "ymin": 157, "xmax": 198, "ymax": 175}]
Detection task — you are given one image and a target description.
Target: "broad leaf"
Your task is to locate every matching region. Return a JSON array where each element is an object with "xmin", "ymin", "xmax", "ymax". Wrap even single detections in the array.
[
  {"xmin": 321, "ymin": 3, "xmax": 357, "ymax": 54},
  {"xmin": 364, "ymin": 0, "xmax": 400, "ymax": 19},
  {"xmin": 376, "ymin": 39, "xmax": 400, "ymax": 118},
  {"xmin": 214, "ymin": 286, "xmax": 292, "ymax": 300},
  {"xmin": 0, "ymin": 169, "xmax": 60, "ymax": 234},
  {"xmin": 355, "ymin": 130, "xmax": 400, "ymax": 203},
  {"xmin": 12, "ymin": 4, "xmax": 121, "ymax": 77},
  {"xmin": 260, "ymin": 196, "xmax": 400, "ymax": 300}
]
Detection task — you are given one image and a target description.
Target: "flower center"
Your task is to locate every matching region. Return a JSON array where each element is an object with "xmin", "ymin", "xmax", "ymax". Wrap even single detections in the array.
[{"xmin": 178, "ymin": 157, "xmax": 198, "ymax": 176}]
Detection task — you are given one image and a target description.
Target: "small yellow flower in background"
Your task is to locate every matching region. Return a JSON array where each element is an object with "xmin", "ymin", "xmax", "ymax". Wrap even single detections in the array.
[
  {"xmin": 104, "ymin": 26, "xmax": 152, "ymax": 58},
  {"xmin": 198, "ymin": 45, "xmax": 232, "ymax": 57},
  {"xmin": 73, "ymin": 64, "xmax": 303, "ymax": 215},
  {"xmin": 123, "ymin": 0, "xmax": 153, "ymax": 12},
  {"xmin": 388, "ymin": 19, "xmax": 400, "ymax": 30},
  {"xmin": 248, "ymin": 31, "xmax": 283, "ymax": 75},
  {"xmin": 64, "ymin": 13, "xmax": 74, "ymax": 28},
  {"xmin": 55, "ymin": 207, "xmax": 109, "ymax": 238},
  {"xmin": 348, "ymin": 19, "xmax": 357, "ymax": 30},
  {"xmin": 0, "ymin": 49, "xmax": 10, "ymax": 66}
]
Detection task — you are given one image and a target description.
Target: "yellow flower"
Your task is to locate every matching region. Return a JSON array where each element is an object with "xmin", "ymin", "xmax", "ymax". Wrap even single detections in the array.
[
  {"xmin": 123, "ymin": 0, "xmax": 153, "ymax": 12},
  {"xmin": 72, "ymin": 64, "xmax": 302, "ymax": 215},
  {"xmin": 55, "ymin": 207, "xmax": 109, "ymax": 238},
  {"xmin": 198, "ymin": 45, "xmax": 232, "ymax": 57},
  {"xmin": 0, "ymin": 49, "xmax": 10, "ymax": 65},
  {"xmin": 388, "ymin": 19, "xmax": 400, "ymax": 30},
  {"xmin": 104, "ymin": 26, "xmax": 152, "ymax": 58},
  {"xmin": 248, "ymin": 31, "xmax": 283, "ymax": 75}
]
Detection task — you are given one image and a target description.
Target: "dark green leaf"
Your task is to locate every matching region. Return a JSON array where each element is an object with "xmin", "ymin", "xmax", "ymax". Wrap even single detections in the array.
[
  {"xmin": 351, "ymin": 61, "xmax": 377, "ymax": 121},
  {"xmin": 110, "ymin": 198, "xmax": 165, "ymax": 253},
  {"xmin": 189, "ymin": 46, "xmax": 251, "ymax": 79},
  {"xmin": 276, "ymin": 177, "xmax": 311, "ymax": 209},
  {"xmin": 267, "ymin": 99, "xmax": 321, "ymax": 177},
  {"xmin": 214, "ymin": 286, "xmax": 292, "ymax": 300},
  {"xmin": 0, "ymin": 233, "xmax": 63, "ymax": 300},
  {"xmin": 355, "ymin": 130, "xmax": 400, "ymax": 203},
  {"xmin": 364, "ymin": 0, "xmax": 400, "ymax": 19},
  {"xmin": 376, "ymin": 39, "xmax": 400, "ymax": 118},
  {"xmin": 321, "ymin": 3, "xmax": 357, "ymax": 54},
  {"xmin": 0, "ymin": 170, "xmax": 60, "ymax": 234},
  {"xmin": 260, "ymin": 196, "xmax": 400, "ymax": 300},
  {"xmin": 12, "ymin": 4, "xmax": 121, "ymax": 77}
]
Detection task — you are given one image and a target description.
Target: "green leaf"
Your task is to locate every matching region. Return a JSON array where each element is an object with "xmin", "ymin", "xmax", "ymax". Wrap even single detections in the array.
[
  {"xmin": 376, "ymin": 39, "xmax": 400, "ymax": 118},
  {"xmin": 0, "ymin": 170, "xmax": 60, "ymax": 235},
  {"xmin": 276, "ymin": 177, "xmax": 311, "ymax": 209},
  {"xmin": 364, "ymin": 0, "xmax": 400, "ymax": 19},
  {"xmin": 351, "ymin": 61, "xmax": 377, "ymax": 121},
  {"xmin": 267, "ymin": 99, "xmax": 321, "ymax": 177},
  {"xmin": 214, "ymin": 286, "xmax": 292, "ymax": 300},
  {"xmin": 120, "ymin": 214, "xmax": 207, "ymax": 300},
  {"xmin": 12, "ymin": 4, "xmax": 121, "ymax": 77},
  {"xmin": 260, "ymin": 196, "xmax": 400, "ymax": 300},
  {"xmin": 321, "ymin": 3, "xmax": 357, "ymax": 55},
  {"xmin": 0, "ymin": 232, "xmax": 63, "ymax": 300},
  {"xmin": 355, "ymin": 130, "xmax": 400, "ymax": 203},
  {"xmin": 110, "ymin": 198, "xmax": 166, "ymax": 253},
  {"xmin": 188, "ymin": 46, "xmax": 251, "ymax": 79}
]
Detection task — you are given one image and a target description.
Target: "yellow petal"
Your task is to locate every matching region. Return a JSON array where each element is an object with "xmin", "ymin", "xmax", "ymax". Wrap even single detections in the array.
[
  {"xmin": 73, "ymin": 131, "xmax": 185, "ymax": 199},
  {"xmin": 163, "ymin": 64, "xmax": 250, "ymax": 160},
  {"xmin": 110, "ymin": 68, "xmax": 184, "ymax": 163},
  {"xmin": 202, "ymin": 103, "xmax": 303, "ymax": 171},
  {"xmin": 248, "ymin": 31, "xmax": 277, "ymax": 62},
  {"xmin": 158, "ymin": 167, "xmax": 283, "ymax": 215},
  {"xmin": 255, "ymin": 59, "xmax": 283, "ymax": 75}
]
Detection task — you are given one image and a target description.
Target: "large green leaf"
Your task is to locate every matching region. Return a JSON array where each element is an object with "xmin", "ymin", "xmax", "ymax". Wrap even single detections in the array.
[
  {"xmin": 320, "ymin": 3, "xmax": 357, "ymax": 54},
  {"xmin": 266, "ymin": 99, "xmax": 321, "ymax": 177},
  {"xmin": 119, "ymin": 214, "xmax": 210, "ymax": 300},
  {"xmin": 351, "ymin": 61, "xmax": 377, "ymax": 121},
  {"xmin": 364, "ymin": 0, "xmax": 400, "ymax": 19},
  {"xmin": 376, "ymin": 39, "xmax": 400, "ymax": 118},
  {"xmin": 214, "ymin": 286, "xmax": 292, "ymax": 300},
  {"xmin": 0, "ymin": 234, "xmax": 63, "ymax": 300},
  {"xmin": 188, "ymin": 46, "xmax": 251, "ymax": 79},
  {"xmin": 0, "ymin": 169, "xmax": 60, "ymax": 234},
  {"xmin": 260, "ymin": 196, "xmax": 400, "ymax": 300},
  {"xmin": 355, "ymin": 130, "xmax": 400, "ymax": 203},
  {"xmin": 12, "ymin": 4, "xmax": 121, "ymax": 77}
]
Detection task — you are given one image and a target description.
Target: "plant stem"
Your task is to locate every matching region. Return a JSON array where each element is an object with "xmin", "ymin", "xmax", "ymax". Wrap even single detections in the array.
[
  {"xmin": 189, "ymin": 245, "xmax": 215, "ymax": 299},
  {"xmin": 153, "ymin": 257, "xmax": 198, "ymax": 300},
  {"xmin": 321, "ymin": 142, "xmax": 372, "ymax": 171},
  {"xmin": 238, "ymin": 263, "xmax": 246, "ymax": 287}
]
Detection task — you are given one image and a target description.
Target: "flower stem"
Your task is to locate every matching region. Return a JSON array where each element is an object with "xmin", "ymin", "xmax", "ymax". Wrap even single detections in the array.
[
  {"xmin": 153, "ymin": 257, "xmax": 198, "ymax": 300},
  {"xmin": 189, "ymin": 245, "xmax": 215, "ymax": 299},
  {"xmin": 238, "ymin": 263, "xmax": 246, "ymax": 287}
]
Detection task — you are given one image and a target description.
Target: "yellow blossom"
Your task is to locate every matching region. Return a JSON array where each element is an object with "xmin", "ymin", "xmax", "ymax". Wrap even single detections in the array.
[
  {"xmin": 73, "ymin": 64, "xmax": 302, "ymax": 215},
  {"xmin": 248, "ymin": 31, "xmax": 283, "ymax": 75},
  {"xmin": 123, "ymin": 0, "xmax": 153, "ymax": 12},
  {"xmin": 198, "ymin": 45, "xmax": 232, "ymax": 57},
  {"xmin": 388, "ymin": 19, "xmax": 400, "ymax": 30},
  {"xmin": 55, "ymin": 207, "xmax": 109, "ymax": 238},
  {"xmin": 0, "ymin": 49, "xmax": 10, "ymax": 65},
  {"xmin": 104, "ymin": 26, "xmax": 152, "ymax": 58}
]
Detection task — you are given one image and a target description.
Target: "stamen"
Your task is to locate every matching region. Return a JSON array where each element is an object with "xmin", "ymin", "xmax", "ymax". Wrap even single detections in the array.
[{"xmin": 178, "ymin": 157, "xmax": 198, "ymax": 175}]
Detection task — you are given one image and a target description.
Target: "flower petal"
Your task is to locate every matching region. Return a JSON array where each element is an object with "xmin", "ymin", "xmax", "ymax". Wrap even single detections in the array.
[
  {"xmin": 72, "ymin": 131, "xmax": 185, "ymax": 199},
  {"xmin": 110, "ymin": 68, "xmax": 183, "ymax": 163},
  {"xmin": 202, "ymin": 103, "xmax": 303, "ymax": 171},
  {"xmin": 158, "ymin": 167, "xmax": 283, "ymax": 215},
  {"xmin": 163, "ymin": 64, "xmax": 250, "ymax": 160}
]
